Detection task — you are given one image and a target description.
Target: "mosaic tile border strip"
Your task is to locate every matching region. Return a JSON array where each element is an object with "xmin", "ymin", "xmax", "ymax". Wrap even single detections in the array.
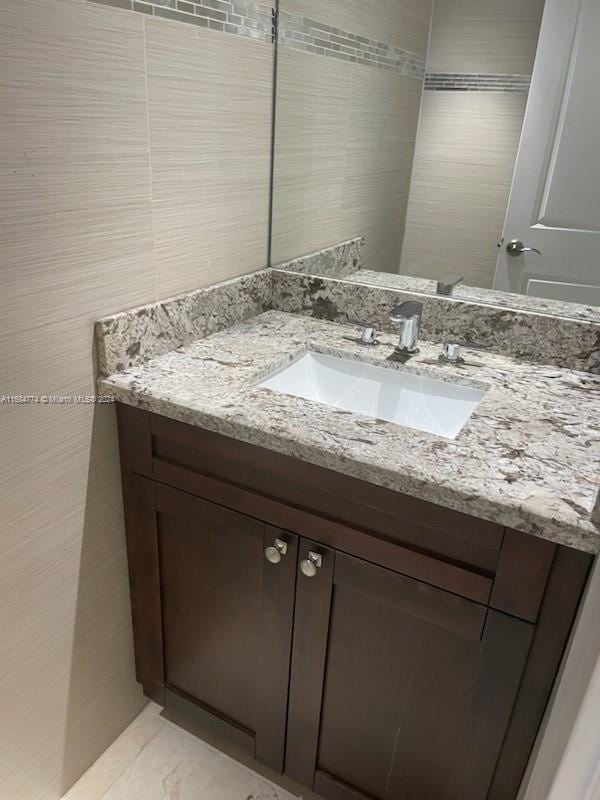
[
  {"xmin": 87, "ymin": 0, "xmax": 275, "ymax": 42},
  {"xmin": 425, "ymin": 73, "xmax": 531, "ymax": 93},
  {"xmin": 278, "ymin": 12, "xmax": 425, "ymax": 80}
]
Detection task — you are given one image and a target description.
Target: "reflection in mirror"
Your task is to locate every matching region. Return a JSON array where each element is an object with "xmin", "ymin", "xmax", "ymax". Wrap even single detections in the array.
[{"xmin": 270, "ymin": 0, "xmax": 600, "ymax": 319}]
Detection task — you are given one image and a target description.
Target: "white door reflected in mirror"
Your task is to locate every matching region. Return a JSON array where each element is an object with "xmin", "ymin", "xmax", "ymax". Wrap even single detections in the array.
[{"xmin": 494, "ymin": 0, "xmax": 600, "ymax": 305}]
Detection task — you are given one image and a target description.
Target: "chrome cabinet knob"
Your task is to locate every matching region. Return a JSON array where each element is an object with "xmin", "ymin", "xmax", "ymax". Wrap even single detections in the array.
[
  {"xmin": 506, "ymin": 239, "xmax": 541, "ymax": 257},
  {"xmin": 264, "ymin": 538, "xmax": 288, "ymax": 564},
  {"xmin": 300, "ymin": 551, "xmax": 323, "ymax": 578}
]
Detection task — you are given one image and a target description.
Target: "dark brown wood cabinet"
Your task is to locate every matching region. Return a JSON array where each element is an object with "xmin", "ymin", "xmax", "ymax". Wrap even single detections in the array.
[
  {"xmin": 287, "ymin": 543, "xmax": 534, "ymax": 800},
  {"xmin": 117, "ymin": 404, "xmax": 593, "ymax": 800},
  {"xmin": 155, "ymin": 484, "xmax": 297, "ymax": 772}
]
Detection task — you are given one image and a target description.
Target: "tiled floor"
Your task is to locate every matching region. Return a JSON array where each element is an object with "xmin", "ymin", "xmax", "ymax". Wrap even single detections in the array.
[{"xmin": 62, "ymin": 702, "xmax": 306, "ymax": 800}]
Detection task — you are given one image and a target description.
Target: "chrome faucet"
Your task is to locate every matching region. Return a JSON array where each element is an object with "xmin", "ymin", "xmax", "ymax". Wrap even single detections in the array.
[
  {"xmin": 389, "ymin": 301, "xmax": 422, "ymax": 354},
  {"xmin": 436, "ymin": 275, "xmax": 464, "ymax": 296}
]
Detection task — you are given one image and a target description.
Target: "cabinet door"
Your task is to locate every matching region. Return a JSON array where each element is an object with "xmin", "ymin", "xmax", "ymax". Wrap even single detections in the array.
[
  {"xmin": 155, "ymin": 483, "xmax": 298, "ymax": 773},
  {"xmin": 286, "ymin": 540, "xmax": 534, "ymax": 800}
]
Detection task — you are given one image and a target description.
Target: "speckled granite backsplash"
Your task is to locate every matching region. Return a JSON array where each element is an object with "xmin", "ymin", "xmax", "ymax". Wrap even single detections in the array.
[
  {"xmin": 96, "ymin": 267, "xmax": 600, "ymax": 377},
  {"xmin": 274, "ymin": 237, "xmax": 365, "ymax": 278},
  {"xmin": 95, "ymin": 269, "xmax": 271, "ymax": 376},
  {"xmin": 271, "ymin": 271, "xmax": 600, "ymax": 374}
]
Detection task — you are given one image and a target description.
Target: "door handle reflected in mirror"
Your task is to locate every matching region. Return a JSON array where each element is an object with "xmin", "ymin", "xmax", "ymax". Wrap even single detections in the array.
[{"xmin": 506, "ymin": 239, "xmax": 542, "ymax": 257}]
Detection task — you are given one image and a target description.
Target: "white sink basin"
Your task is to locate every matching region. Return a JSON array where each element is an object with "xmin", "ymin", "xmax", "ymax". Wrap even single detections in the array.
[{"xmin": 258, "ymin": 352, "xmax": 485, "ymax": 439}]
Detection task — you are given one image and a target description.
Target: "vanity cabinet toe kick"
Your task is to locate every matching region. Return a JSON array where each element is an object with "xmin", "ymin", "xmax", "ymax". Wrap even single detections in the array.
[{"xmin": 116, "ymin": 403, "xmax": 592, "ymax": 800}]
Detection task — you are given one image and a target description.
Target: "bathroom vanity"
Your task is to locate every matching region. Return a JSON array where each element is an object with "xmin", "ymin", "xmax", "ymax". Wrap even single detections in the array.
[
  {"xmin": 117, "ymin": 401, "xmax": 591, "ymax": 800},
  {"xmin": 97, "ymin": 275, "xmax": 600, "ymax": 800}
]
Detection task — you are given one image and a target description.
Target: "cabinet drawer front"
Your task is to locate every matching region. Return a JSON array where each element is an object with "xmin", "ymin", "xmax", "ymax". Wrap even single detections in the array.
[
  {"xmin": 140, "ymin": 406, "xmax": 504, "ymax": 570},
  {"xmin": 118, "ymin": 404, "xmax": 565, "ymax": 621},
  {"xmin": 335, "ymin": 552, "xmax": 487, "ymax": 640},
  {"xmin": 151, "ymin": 457, "xmax": 494, "ymax": 604},
  {"xmin": 286, "ymin": 541, "xmax": 534, "ymax": 800}
]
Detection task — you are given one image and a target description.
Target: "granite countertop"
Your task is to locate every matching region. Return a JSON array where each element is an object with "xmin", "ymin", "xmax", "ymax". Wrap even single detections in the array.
[{"xmin": 99, "ymin": 310, "xmax": 600, "ymax": 554}]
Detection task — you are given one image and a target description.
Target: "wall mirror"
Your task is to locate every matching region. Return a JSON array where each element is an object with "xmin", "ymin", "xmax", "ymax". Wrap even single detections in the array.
[{"xmin": 269, "ymin": 0, "xmax": 600, "ymax": 320}]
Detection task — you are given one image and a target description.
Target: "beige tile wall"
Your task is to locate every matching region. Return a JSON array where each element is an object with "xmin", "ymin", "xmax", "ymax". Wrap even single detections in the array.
[
  {"xmin": 400, "ymin": 91, "xmax": 529, "ymax": 288},
  {"xmin": 271, "ymin": 50, "xmax": 352, "ymax": 264},
  {"xmin": 427, "ymin": 0, "xmax": 545, "ymax": 75},
  {"xmin": 400, "ymin": 0, "xmax": 545, "ymax": 288},
  {"xmin": 271, "ymin": 0, "xmax": 432, "ymax": 271},
  {"xmin": 0, "ymin": 0, "xmax": 272, "ymax": 797},
  {"xmin": 145, "ymin": 18, "xmax": 272, "ymax": 298}
]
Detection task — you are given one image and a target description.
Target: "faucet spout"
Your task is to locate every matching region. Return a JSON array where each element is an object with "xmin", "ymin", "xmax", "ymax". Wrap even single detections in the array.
[
  {"xmin": 436, "ymin": 275, "xmax": 464, "ymax": 296},
  {"xmin": 389, "ymin": 301, "xmax": 422, "ymax": 354}
]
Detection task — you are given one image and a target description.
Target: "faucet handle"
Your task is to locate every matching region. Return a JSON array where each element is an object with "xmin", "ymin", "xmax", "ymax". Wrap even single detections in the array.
[
  {"xmin": 358, "ymin": 326, "xmax": 379, "ymax": 346},
  {"xmin": 436, "ymin": 275, "xmax": 464, "ymax": 296},
  {"xmin": 439, "ymin": 343, "xmax": 464, "ymax": 364},
  {"xmin": 439, "ymin": 340, "xmax": 488, "ymax": 364}
]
